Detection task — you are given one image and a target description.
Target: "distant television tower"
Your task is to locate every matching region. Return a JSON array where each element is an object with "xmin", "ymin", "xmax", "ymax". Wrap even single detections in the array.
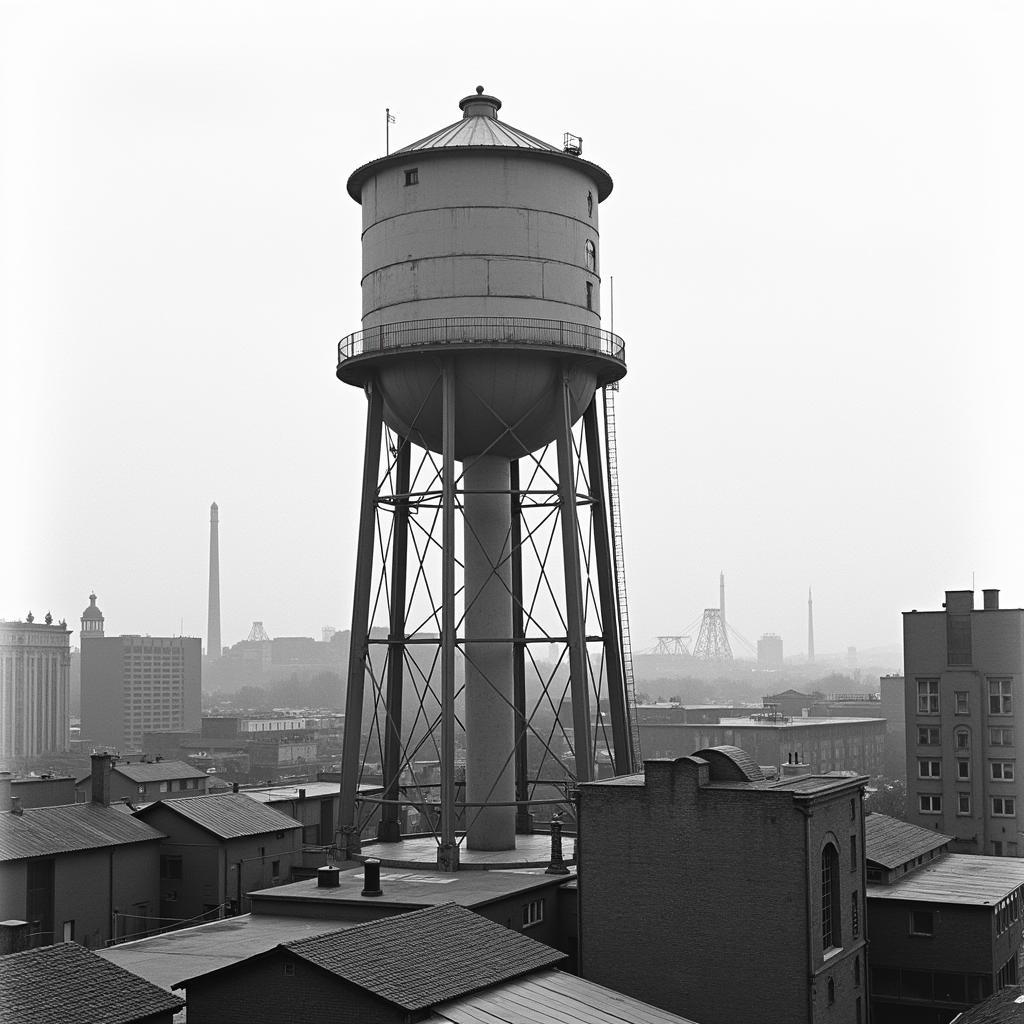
[
  {"xmin": 335, "ymin": 88, "xmax": 637, "ymax": 869},
  {"xmin": 207, "ymin": 502, "xmax": 221, "ymax": 660},
  {"xmin": 807, "ymin": 586, "xmax": 815, "ymax": 664}
]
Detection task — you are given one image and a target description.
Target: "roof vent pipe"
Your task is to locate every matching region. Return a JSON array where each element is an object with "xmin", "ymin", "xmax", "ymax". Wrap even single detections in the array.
[
  {"xmin": 361, "ymin": 858, "xmax": 383, "ymax": 897},
  {"xmin": 317, "ymin": 865, "xmax": 340, "ymax": 888}
]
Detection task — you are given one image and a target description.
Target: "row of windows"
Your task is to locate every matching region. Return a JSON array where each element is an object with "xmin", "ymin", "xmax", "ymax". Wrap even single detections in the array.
[
  {"xmin": 995, "ymin": 888, "xmax": 1021, "ymax": 933},
  {"xmin": 917, "ymin": 678, "xmax": 1014, "ymax": 715},
  {"xmin": 917, "ymin": 757, "xmax": 1015, "ymax": 781},
  {"xmin": 918, "ymin": 725, "xmax": 1014, "ymax": 747},
  {"xmin": 919, "ymin": 794, "xmax": 1016, "ymax": 817}
]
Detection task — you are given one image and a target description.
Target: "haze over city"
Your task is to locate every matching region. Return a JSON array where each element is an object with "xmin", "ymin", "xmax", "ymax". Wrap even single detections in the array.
[{"xmin": 4, "ymin": 0, "xmax": 1022, "ymax": 659}]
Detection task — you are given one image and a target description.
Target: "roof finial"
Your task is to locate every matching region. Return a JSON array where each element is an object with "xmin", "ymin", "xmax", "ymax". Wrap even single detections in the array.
[
  {"xmin": 476, "ymin": 85, "xmax": 484, "ymax": 95},
  {"xmin": 459, "ymin": 87, "xmax": 502, "ymax": 120}
]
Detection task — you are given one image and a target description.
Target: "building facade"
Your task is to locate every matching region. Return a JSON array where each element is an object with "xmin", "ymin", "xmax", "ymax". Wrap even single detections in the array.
[
  {"xmin": 80, "ymin": 594, "xmax": 201, "ymax": 753},
  {"xmin": 0, "ymin": 615, "xmax": 71, "ymax": 761},
  {"xmin": 904, "ymin": 589, "xmax": 1024, "ymax": 856},
  {"xmin": 580, "ymin": 746, "xmax": 870, "ymax": 1024}
]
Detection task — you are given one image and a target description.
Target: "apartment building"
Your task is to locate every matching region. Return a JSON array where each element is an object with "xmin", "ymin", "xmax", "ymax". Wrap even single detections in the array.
[{"xmin": 904, "ymin": 589, "xmax": 1024, "ymax": 856}]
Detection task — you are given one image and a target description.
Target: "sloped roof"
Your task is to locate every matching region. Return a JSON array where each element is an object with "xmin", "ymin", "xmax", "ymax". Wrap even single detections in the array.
[
  {"xmin": 865, "ymin": 812, "xmax": 953, "ymax": 869},
  {"xmin": 0, "ymin": 941, "xmax": 183, "ymax": 1024},
  {"xmin": 114, "ymin": 760, "xmax": 209, "ymax": 783},
  {"xmin": 396, "ymin": 115, "xmax": 560, "ymax": 155},
  {"xmin": 137, "ymin": 793, "xmax": 300, "ymax": 840},
  {"xmin": 0, "ymin": 803, "xmax": 164, "ymax": 862},
  {"xmin": 176, "ymin": 903, "xmax": 564, "ymax": 1010}
]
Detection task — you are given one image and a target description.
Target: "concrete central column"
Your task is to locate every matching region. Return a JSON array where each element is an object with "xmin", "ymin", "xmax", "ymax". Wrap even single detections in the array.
[{"xmin": 463, "ymin": 454, "xmax": 516, "ymax": 850}]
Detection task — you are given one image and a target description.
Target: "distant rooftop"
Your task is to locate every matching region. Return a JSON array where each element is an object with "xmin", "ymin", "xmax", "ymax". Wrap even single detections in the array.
[
  {"xmin": 112, "ymin": 760, "xmax": 209, "ymax": 783},
  {"xmin": 0, "ymin": 941, "xmax": 183, "ymax": 1024},
  {"xmin": 866, "ymin": 812, "xmax": 952, "ymax": 870},
  {"xmin": 867, "ymin": 853, "xmax": 1024, "ymax": 906}
]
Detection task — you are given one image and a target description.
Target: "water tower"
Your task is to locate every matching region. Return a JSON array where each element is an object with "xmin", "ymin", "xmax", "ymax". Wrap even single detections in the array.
[{"xmin": 336, "ymin": 88, "xmax": 638, "ymax": 870}]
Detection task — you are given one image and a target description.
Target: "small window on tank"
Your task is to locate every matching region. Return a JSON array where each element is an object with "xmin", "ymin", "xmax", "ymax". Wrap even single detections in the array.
[
  {"xmin": 404, "ymin": 168, "xmax": 419, "ymax": 186},
  {"xmin": 585, "ymin": 281, "xmax": 593, "ymax": 310},
  {"xmin": 585, "ymin": 240, "xmax": 596, "ymax": 272},
  {"xmin": 587, "ymin": 190, "xmax": 594, "ymax": 217}
]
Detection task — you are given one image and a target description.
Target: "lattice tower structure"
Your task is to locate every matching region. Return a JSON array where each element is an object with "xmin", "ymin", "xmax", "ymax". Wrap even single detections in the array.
[
  {"xmin": 653, "ymin": 636, "xmax": 691, "ymax": 656},
  {"xmin": 692, "ymin": 609, "xmax": 733, "ymax": 661},
  {"xmin": 246, "ymin": 621, "xmax": 270, "ymax": 643},
  {"xmin": 335, "ymin": 88, "xmax": 635, "ymax": 870}
]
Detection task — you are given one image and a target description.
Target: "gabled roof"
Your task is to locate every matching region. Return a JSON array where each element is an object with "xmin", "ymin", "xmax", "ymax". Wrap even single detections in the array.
[
  {"xmin": 137, "ymin": 792, "xmax": 300, "ymax": 840},
  {"xmin": 176, "ymin": 903, "xmax": 564, "ymax": 1010},
  {"xmin": 113, "ymin": 760, "xmax": 209, "ymax": 783},
  {"xmin": 865, "ymin": 812, "xmax": 952, "ymax": 869},
  {"xmin": 0, "ymin": 803, "xmax": 164, "ymax": 862},
  {"xmin": 0, "ymin": 941, "xmax": 183, "ymax": 1024}
]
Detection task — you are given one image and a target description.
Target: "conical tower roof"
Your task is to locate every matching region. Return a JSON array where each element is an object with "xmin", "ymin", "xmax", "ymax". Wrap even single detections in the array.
[{"xmin": 347, "ymin": 87, "xmax": 612, "ymax": 202}]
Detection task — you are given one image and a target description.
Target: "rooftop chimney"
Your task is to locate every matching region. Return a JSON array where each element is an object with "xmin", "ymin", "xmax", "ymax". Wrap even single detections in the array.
[
  {"xmin": 0, "ymin": 921, "xmax": 30, "ymax": 955},
  {"xmin": 317, "ymin": 865, "xmax": 340, "ymax": 888},
  {"xmin": 361, "ymin": 858, "xmax": 383, "ymax": 897},
  {"xmin": 983, "ymin": 589, "xmax": 1000, "ymax": 611},
  {"xmin": 945, "ymin": 590, "xmax": 974, "ymax": 614},
  {"xmin": 9, "ymin": 797, "xmax": 23, "ymax": 816},
  {"xmin": 0, "ymin": 772, "xmax": 11, "ymax": 813},
  {"xmin": 91, "ymin": 753, "xmax": 114, "ymax": 806}
]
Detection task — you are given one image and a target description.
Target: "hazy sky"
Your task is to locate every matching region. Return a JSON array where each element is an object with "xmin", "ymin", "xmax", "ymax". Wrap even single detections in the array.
[{"xmin": 4, "ymin": 0, "xmax": 1021, "ymax": 664}]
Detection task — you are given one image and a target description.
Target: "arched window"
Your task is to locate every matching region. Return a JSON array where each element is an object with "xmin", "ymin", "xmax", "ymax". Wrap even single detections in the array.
[
  {"xmin": 827, "ymin": 978, "xmax": 835, "ymax": 1004},
  {"xmin": 854, "ymin": 956, "xmax": 861, "ymax": 986},
  {"xmin": 585, "ymin": 240, "xmax": 596, "ymax": 273},
  {"xmin": 822, "ymin": 843, "xmax": 841, "ymax": 950}
]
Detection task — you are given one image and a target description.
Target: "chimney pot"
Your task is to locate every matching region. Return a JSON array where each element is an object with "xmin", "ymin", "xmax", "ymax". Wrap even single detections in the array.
[
  {"xmin": 361, "ymin": 858, "xmax": 383, "ymax": 897},
  {"xmin": 232, "ymin": 782, "xmax": 239, "ymax": 793},
  {"xmin": 317, "ymin": 865, "xmax": 340, "ymax": 888}
]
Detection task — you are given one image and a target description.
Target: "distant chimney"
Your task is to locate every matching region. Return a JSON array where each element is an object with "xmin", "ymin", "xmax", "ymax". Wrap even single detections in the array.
[
  {"xmin": 945, "ymin": 590, "xmax": 974, "ymax": 614},
  {"xmin": 0, "ymin": 921, "xmax": 30, "ymax": 955},
  {"xmin": 298, "ymin": 788, "xmax": 306, "ymax": 801},
  {"xmin": 232, "ymin": 782, "xmax": 239, "ymax": 794},
  {"xmin": 361, "ymin": 858, "xmax": 383, "ymax": 897},
  {"xmin": 317, "ymin": 865, "xmax": 340, "ymax": 888},
  {"xmin": 983, "ymin": 589, "xmax": 1000, "ymax": 611},
  {"xmin": 10, "ymin": 797, "xmax": 23, "ymax": 816},
  {"xmin": 0, "ymin": 773, "xmax": 11, "ymax": 813},
  {"xmin": 91, "ymin": 753, "xmax": 114, "ymax": 806}
]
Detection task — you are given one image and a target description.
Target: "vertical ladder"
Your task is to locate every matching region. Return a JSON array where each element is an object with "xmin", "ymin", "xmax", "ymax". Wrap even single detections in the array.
[{"xmin": 602, "ymin": 383, "xmax": 642, "ymax": 769}]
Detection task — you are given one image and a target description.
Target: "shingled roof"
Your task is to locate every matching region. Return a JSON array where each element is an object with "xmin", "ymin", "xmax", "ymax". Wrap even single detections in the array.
[
  {"xmin": 176, "ymin": 903, "xmax": 565, "ymax": 1010},
  {"xmin": 136, "ymin": 792, "xmax": 301, "ymax": 840},
  {"xmin": 0, "ymin": 942, "xmax": 183, "ymax": 1024},
  {"xmin": 0, "ymin": 803, "xmax": 164, "ymax": 862},
  {"xmin": 866, "ymin": 812, "xmax": 953, "ymax": 869}
]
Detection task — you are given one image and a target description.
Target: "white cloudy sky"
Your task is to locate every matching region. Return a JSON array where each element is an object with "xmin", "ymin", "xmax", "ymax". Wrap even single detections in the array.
[{"xmin": 3, "ymin": 0, "xmax": 1021, "ymax": 663}]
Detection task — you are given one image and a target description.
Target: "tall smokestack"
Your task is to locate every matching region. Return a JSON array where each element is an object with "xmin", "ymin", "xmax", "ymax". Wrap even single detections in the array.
[
  {"xmin": 807, "ymin": 586, "xmax": 815, "ymax": 664},
  {"xmin": 208, "ymin": 502, "xmax": 221, "ymax": 660},
  {"xmin": 719, "ymin": 571, "xmax": 726, "ymax": 634}
]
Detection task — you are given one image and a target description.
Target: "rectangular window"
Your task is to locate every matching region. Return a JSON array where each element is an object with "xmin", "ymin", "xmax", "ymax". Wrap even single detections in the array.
[
  {"xmin": 919, "ymin": 794, "xmax": 942, "ymax": 814},
  {"xmin": 993, "ymin": 840, "xmax": 1004, "ymax": 856},
  {"xmin": 404, "ymin": 168, "xmax": 418, "ymax": 186},
  {"xmin": 991, "ymin": 762, "xmax": 1015, "ymax": 781},
  {"xmin": 160, "ymin": 855, "xmax": 183, "ymax": 880},
  {"xmin": 585, "ymin": 281, "xmax": 593, "ymax": 310},
  {"xmin": 850, "ymin": 835, "xmax": 857, "ymax": 870},
  {"xmin": 957, "ymin": 760, "xmax": 970, "ymax": 779},
  {"xmin": 990, "ymin": 727, "xmax": 1015, "ymax": 747},
  {"xmin": 910, "ymin": 909, "xmax": 934, "ymax": 935},
  {"xmin": 989, "ymin": 679, "xmax": 1013, "ymax": 715},
  {"xmin": 851, "ymin": 891, "xmax": 859, "ymax": 937},
  {"xmin": 62, "ymin": 920, "xmax": 74, "ymax": 941},
  {"xmin": 918, "ymin": 726, "xmax": 940, "ymax": 746},
  {"xmin": 271, "ymin": 859, "xmax": 281, "ymax": 880},
  {"xmin": 957, "ymin": 793, "xmax": 971, "ymax": 815},
  {"xmin": 918, "ymin": 759, "xmax": 941, "ymax": 779},
  {"xmin": 947, "ymin": 614, "xmax": 972, "ymax": 666},
  {"xmin": 521, "ymin": 898, "xmax": 544, "ymax": 928},
  {"xmin": 955, "ymin": 729, "xmax": 970, "ymax": 749},
  {"xmin": 918, "ymin": 679, "xmax": 940, "ymax": 714},
  {"xmin": 992, "ymin": 797, "xmax": 1016, "ymax": 817},
  {"xmin": 955, "ymin": 691, "xmax": 969, "ymax": 714},
  {"xmin": 159, "ymin": 781, "xmax": 168, "ymax": 793}
]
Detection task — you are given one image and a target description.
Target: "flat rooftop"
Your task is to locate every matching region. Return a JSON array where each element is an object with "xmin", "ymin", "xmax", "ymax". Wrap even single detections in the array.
[
  {"xmin": 97, "ymin": 914, "xmax": 341, "ymax": 993},
  {"xmin": 867, "ymin": 854, "xmax": 1024, "ymax": 906},
  {"xmin": 585, "ymin": 769, "xmax": 865, "ymax": 796},
  {"xmin": 250, "ymin": 863, "xmax": 572, "ymax": 912},
  {"xmin": 241, "ymin": 781, "xmax": 344, "ymax": 803},
  {"xmin": 716, "ymin": 716, "xmax": 886, "ymax": 728}
]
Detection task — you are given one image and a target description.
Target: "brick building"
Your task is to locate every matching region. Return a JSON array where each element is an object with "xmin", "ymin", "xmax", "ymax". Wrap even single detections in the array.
[
  {"xmin": 0, "ymin": 769, "xmax": 162, "ymax": 947},
  {"xmin": 173, "ymin": 902, "xmax": 700, "ymax": 1024},
  {"xmin": 904, "ymin": 589, "xmax": 1024, "ymax": 857},
  {"xmin": 134, "ymin": 792, "xmax": 302, "ymax": 921},
  {"xmin": 866, "ymin": 812, "xmax": 1024, "ymax": 1023},
  {"xmin": 639, "ymin": 713, "xmax": 886, "ymax": 776},
  {"xmin": 579, "ymin": 746, "xmax": 869, "ymax": 1024}
]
